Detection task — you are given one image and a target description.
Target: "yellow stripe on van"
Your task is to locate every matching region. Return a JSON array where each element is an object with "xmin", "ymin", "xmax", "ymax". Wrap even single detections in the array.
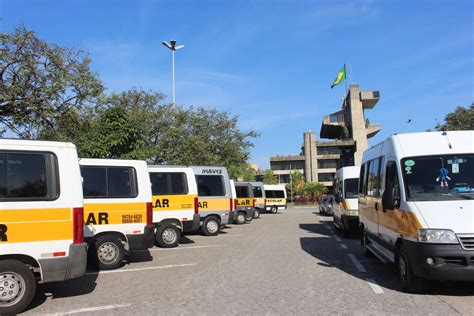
[
  {"xmin": 152, "ymin": 194, "xmax": 197, "ymax": 211},
  {"xmin": 198, "ymin": 198, "xmax": 230, "ymax": 211},
  {"xmin": 379, "ymin": 209, "xmax": 423, "ymax": 238},
  {"xmin": 341, "ymin": 199, "xmax": 350, "ymax": 210},
  {"xmin": 236, "ymin": 198, "xmax": 254, "ymax": 207},
  {"xmin": 0, "ymin": 208, "xmax": 72, "ymax": 243},
  {"xmin": 255, "ymin": 198, "xmax": 265, "ymax": 206},
  {"xmin": 266, "ymin": 198, "xmax": 286, "ymax": 206},
  {"xmin": 84, "ymin": 203, "xmax": 147, "ymax": 225}
]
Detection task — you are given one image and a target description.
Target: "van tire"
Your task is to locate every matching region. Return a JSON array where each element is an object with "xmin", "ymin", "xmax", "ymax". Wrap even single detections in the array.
[
  {"xmin": 235, "ymin": 212, "xmax": 246, "ymax": 225},
  {"xmin": 202, "ymin": 217, "xmax": 220, "ymax": 236},
  {"xmin": 270, "ymin": 206, "xmax": 278, "ymax": 214},
  {"xmin": 0, "ymin": 260, "xmax": 36, "ymax": 315},
  {"xmin": 254, "ymin": 209, "xmax": 260, "ymax": 219},
  {"xmin": 361, "ymin": 231, "xmax": 373, "ymax": 257},
  {"xmin": 245, "ymin": 213, "xmax": 253, "ymax": 222},
  {"xmin": 94, "ymin": 235, "xmax": 125, "ymax": 270},
  {"xmin": 156, "ymin": 225, "xmax": 181, "ymax": 248},
  {"xmin": 397, "ymin": 244, "xmax": 423, "ymax": 293}
]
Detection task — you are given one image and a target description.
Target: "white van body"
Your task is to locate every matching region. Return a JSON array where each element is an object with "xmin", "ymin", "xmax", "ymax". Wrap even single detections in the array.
[
  {"xmin": 80, "ymin": 158, "xmax": 154, "ymax": 269},
  {"xmin": 250, "ymin": 181, "xmax": 265, "ymax": 218},
  {"xmin": 333, "ymin": 166, "xmax": 360, "ymax": 236},
  {"xmin": 264, "ymin": 184, "xmax": 287, "ymax": 213},
  {"xmin": 148, "ymin": 166, "xmax": 200, "ymax": 247},
  {"xmin": 359, "ymin": 131, "xmax": 474, "ymax": 291},
  {"xmin": 0, "ymin": 139, "xmax": 87, "ymax": 314}
]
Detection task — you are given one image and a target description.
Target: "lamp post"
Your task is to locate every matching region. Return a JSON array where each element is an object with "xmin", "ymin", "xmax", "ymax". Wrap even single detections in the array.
[
  {"xmin": 406, "ymin": 119, "xmax": 412, "ymax": 132},
  {"xmin": 162, "ymin": 40, "xmax": 184, "ymax": 106}
]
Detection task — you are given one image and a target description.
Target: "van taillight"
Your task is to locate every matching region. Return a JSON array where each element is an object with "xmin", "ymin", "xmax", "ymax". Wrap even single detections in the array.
[
  {"xmin": 194, "ymin": 197, "xmax": 199, "ymax": 214},
  {"xmin": 229, "ymin": 198, "xmax": 233, "ymax": 211},
  {"xmin": 146, "ymin": 202, "xmax": 153, "ymax": 226},
  {"xmin": 252, "ymin": 199, "xmax": 256, "ymax": 208},
  {"xmin": 234, "ymin": 199, "xmax": 238, "ymax": 210},
  {"xmin": 73, "ymin": 207, "xmax": 84, "ymax": 244}
]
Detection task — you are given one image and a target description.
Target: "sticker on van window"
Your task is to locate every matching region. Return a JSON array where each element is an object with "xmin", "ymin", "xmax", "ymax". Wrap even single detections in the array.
[
  {"xmin": 404, "ymin": 160, "xmax": 415, "ymax": 167},
  {"xmin": 404, "ymin": 166, "xmax": 412, "ymax": 174},
  {"xmin": 452, "ymin": 163, "xmax": 459, "ymax": 174}
]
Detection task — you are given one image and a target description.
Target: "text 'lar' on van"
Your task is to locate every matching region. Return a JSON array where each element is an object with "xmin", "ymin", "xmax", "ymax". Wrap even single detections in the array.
[
  {"xmin": 1, "ymin": 139, "xmax": 87, "ymax": 314},
  {"xmin": 148, "ymin": 165, "xmax": 200, "ymax": 248},
  {"xmin": 191, "ymin": 166, "xmax": 232, "ymax": 236},
  {"xmin": 80, "ymin": 158, "xmax": 155, "ymax": 270},
  {"xmin": 264, "ymin": 184, "xmax": 287, "ymax": 213},
  {"xmin": 358, "ymin": 131, "xmax": 474, "ymax": 292},
  {"xmin": 333, "ymin": 166, "xmax": 360, "ymax": 238}
]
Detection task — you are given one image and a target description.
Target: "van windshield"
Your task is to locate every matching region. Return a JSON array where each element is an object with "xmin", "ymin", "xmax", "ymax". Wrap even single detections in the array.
[
  {"xmin": 344, "ymin": 178, "xmax": 358, "ymax": 199},
  {"xmin": 401, "ymin": 154, "xmax": 474, "ymax": 201}
]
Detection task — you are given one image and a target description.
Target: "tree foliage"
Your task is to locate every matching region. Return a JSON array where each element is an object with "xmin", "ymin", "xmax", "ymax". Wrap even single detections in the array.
[
  {"xmin": 303, "ymin": 182, "xmax": 328, "ymax": 197},
  {"xmin": 262, "ymin": 170, "xmax": 278, "ymax": 184},
  {"xmin": 0, "ymin": 25, "xmax": 103, "ymax": 138},
  {"xmin": 436, "ymin": 103, "xmax": 474, "ymax": 131}
]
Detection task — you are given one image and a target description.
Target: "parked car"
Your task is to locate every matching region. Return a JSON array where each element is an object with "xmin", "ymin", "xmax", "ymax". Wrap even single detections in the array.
[{"xmin": 319, "ymin": 196, "xmax": 334, "ymax": 216}]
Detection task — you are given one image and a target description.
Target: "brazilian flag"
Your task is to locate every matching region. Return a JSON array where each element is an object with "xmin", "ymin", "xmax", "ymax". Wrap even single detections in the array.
[{"xmin": 331, "ymin": 64, "xmax": 346, "ymax": 88}]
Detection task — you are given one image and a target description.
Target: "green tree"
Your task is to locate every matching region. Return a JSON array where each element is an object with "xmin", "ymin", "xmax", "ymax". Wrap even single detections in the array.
[
  {"xmin": 303, "ymin": 182, "xmax": 328, "ymax": 198},
  {"xmin": 238, "ymin": 165, "xmax": 257, "ymax": 182},
  {"xmin": 436, "ymin": 103, "xmax": 474, "ymax": 131},
  {"xmin": 262, "ymin": 170, "xmax": 278, "ymax": 184},
  {"xmin": 0, "ymin": 25, "xmax": 103, "ymax": 138}
]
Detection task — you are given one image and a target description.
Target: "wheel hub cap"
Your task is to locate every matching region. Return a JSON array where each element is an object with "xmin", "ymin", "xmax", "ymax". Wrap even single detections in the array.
[
  {"xmin": 207, "ymin": 220, "xmax": 218, "ymax": 233},
  {"xmin": 98, "ymin": 242, "xmax": 119, "ymax": 263},
  {"xmin": 163, "ymin": 228, "xmax": 177, "ymax": 244},
  {"xmin": 0, "ymin": 272, "xmax": 24, "ymax": 306}
]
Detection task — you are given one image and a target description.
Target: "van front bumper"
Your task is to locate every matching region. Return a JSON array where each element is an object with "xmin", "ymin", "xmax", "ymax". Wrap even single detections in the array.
[
  {"xmin": 342, "ymin": 214, "xmax": 360, "ymax": 231},
  {"xmin": 127, "ymin": 225, "xmax": 155, "ymax": 250},
  {"xmin": 182, "ymin": 214, "xmax": 201, "ymax": 232},
  {"xmin": 39, "ymin": 243, "xmax": 87, "ymax": 283},
  {"xmin": 404, "ymin": 240, "xmax": 474, "ymax": 281}
]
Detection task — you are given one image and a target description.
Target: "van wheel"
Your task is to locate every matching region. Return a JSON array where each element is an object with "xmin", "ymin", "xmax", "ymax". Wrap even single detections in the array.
[
  {"xmin": 0, "ymin": 260, "xmax": 36, "ymax": 315},
  {"xmin": 361, "ymin": 231, "xmax": 373, "ymax": 257},
  {"xmin": 235, "ymin": 212, "xmax": 246, "ymax": 225},
  {"xmin": 245, "ymin": 213, "xmax": 253, "ymax": 222},
  {"xmin": 156, "ymin": 225, "xmax": 181, "ymax": 248},
  {"xmin": 95, "ymin": 235, "xmax": 125, "ymax": 270},
  {"xmin": 271, "ymin": 206, "xmax": 278, "ymax": 214},
  {"xmin": 253, "ymin": 209, "xmax": 260, "ymax": 219},
  {"xmin": 341, "ymin": 219, "xmax": 350, "ymax": 238},
  {"xmin": 397, "ymin": 244, "xmax": 423, "ymax": 293},
  {"xmin": 202, "ymin": 217, "xmax": 220, "ymax": 236}
]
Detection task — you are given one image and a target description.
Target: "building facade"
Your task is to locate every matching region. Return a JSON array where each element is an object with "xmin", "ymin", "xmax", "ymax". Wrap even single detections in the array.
[{"xmin": 269, "ymin": 84, "xmax": 380, "ymax": 191}]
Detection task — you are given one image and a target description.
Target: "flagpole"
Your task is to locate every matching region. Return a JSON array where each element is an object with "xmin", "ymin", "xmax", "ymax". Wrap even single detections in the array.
[{"xmin": 344, "ymin": 64, "xmax": 349, "ymax": 103}]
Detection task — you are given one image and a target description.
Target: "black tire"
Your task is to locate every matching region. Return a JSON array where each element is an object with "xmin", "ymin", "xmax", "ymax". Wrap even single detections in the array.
[
  {"xmin": 397, "ymin": 244, "xmax": 423, "ymax": 293},
  {"xmin": 361, "ymin": 230, "xmax": 373, "ymax": 258},
  {"xmin": 245, "ymin": 212, "xmax": 253, "ymax": 222},
  {"xmin": 202, "ymin": 216, "xmax": 220, "ymax": 236},
  {"xmin": 155, "ymin": 224, "xmax": 181, "ymax": 248},
  {"xmin": 235, "ymin": 212, "xmax": 246, "ymax": 225},
  {"xmin": 0, "ymin": 260, "xmax": 36, "ymax": 315},
  {"xmin": 253, "ymin": 209, "xmax": 260, "ymax": 219},
  {"xmin": 94, "ymin": 235, "xmax": 125, "ymax": 270},
  {"xmin": 270, "ymin": 206, "xmax": 278, "ymax": 214},
  {"xmin": 341, "ymin": 218, "xmax": 350, "ymax": 238}
]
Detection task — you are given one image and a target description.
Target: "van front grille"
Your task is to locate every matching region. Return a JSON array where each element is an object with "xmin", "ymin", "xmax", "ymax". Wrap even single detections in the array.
[
  {"xmin": 458, "ymin": 235, "xmax": 474, "ymax": 250},
  {"xmin": 440, "ymin": 257, "xmax": 467, "ymax": 266}
]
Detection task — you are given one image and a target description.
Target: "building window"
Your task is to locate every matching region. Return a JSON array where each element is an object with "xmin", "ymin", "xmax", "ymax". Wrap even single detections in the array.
[
  {"xmin": 317, "ymin": 147, "xmax": 341, "ymax": 156},
  {"xmin": 317, "ymin": 159, "xmax": 338, "ymax": 169},
  {"xmin": 318, "ymin": 173, "xmax": 334, "ymax": 182}
]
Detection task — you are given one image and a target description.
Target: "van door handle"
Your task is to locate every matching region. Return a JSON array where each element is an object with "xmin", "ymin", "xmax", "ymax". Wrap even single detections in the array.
[{"xmin": 375, "ymin": 202, "xmax": 378, "ymax": 211}]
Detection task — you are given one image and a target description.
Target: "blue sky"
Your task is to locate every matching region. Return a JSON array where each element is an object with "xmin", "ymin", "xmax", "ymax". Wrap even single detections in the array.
[{"xmin": 2, "ymin": 0, "xmax": 473, "ymax": 168}]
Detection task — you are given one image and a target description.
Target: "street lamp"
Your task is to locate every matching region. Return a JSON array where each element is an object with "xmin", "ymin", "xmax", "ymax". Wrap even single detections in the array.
[{"xmin": 162, "ymin": 40, "xmax": 184, "ymax": 106}]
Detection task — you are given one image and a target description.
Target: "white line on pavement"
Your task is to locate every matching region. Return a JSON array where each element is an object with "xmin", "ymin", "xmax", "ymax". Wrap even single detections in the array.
[
  {"xmin": 348, "ymin": 253, "xmax": 367, "ymax": 273},
  {"xmin": 47, "ymin": 303, "xmax": 132, "ymax": 315},
  {"xmin": 192, "ymin": 234, "xmax": 243, "ymax": 237},
  {"xmin": 334, "ymin": 236, "xmax": 342, "ymax": 242},
  {"xmin": 149, "ymin": 245, "xmax": 228, "ymax": 251},
  {"xmin": 340, "ymin": 243, "xmax": 348, "ymax": 249},
  {"xmin": 366, "ymin": 278, "xmax": 384, "ymax": 294},
  {"xmin": 86, "ymin": 263, "xmax": 198, "ymax": 276}
]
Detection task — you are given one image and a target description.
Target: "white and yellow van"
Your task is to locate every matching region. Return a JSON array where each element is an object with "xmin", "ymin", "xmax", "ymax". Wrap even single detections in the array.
[
  {"xmin": 191, "ymin": 166, "xmax": 231, "ymax": 236},
  {"xmin": 148, "ymin": 166, "xmax": 200, "ymax": 248},
  {"xmin": 0, "ymin": 139, "xmax": 87, "ymax": 314},
  {"xmin": 250, "ymin": 181, "xmax": 265, "ymax": 219},
  {"xmin": 230, "ymin": 181, "xmax": 256, "ymax": 224},
  {"xmin": 359, "ymin": 131, "xmax": 474, "ymax": 292},
  {"xmin": 333, "ymin": 166, "xmax": 360, "ymax": 237},
  {"xmin": 80, "ymin": 158, "xmax": 154, "ymax": 270},
  {"xmin": 264, "ymin": 184, "xmax": 287, "ymax": 213}
]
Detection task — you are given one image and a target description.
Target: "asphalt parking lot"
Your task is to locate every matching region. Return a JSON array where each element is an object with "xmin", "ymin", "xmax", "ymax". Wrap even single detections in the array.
[{"xmin": 24, "ymin": 208, "xmax": 474, "ymax": 315}]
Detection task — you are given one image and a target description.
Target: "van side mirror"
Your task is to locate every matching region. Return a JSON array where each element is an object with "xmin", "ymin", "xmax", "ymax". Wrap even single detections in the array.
[{"xmin": 382, "ymin": 186, "xmax": 400, "ymax": 211}]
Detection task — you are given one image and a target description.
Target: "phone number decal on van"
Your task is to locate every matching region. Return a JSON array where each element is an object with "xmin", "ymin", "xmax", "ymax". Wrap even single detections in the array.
[{"xmin": 122, "ymin": 214, "xmax": 143, "ymax": 224}]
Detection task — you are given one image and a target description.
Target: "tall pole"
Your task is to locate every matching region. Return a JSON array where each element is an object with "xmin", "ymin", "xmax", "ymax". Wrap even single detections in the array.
[
  {"xmin": 172, "ymin": 50, "xmax": 176, "ymax": 106},
  {"xmin": 162, "ymin": 40, "xmax": 184, "ymax": 108},
  {"xmin": 289, "ymin": 164, "xmax": 293, "ymax": 202}
]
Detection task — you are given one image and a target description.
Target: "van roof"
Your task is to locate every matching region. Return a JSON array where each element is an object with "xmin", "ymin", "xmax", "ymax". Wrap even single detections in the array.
[
  {"xmin": 79, "ymin": 158, "xmax": 147, "ymax": 166},
  {"xmin": 335, "ymin": 166, "xmax": 360, "ymax": 179},
  {"xmin": 0, "ymin": 138, "xmax": 76, "ymax": 149},
  {"xmin": 263, "ymin": 184, "xmax": 286, "ymax": 190}
]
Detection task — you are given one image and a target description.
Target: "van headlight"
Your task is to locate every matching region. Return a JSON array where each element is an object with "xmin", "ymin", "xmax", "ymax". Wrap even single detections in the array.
[{"xmin": 417, "ymin": 229, "xmax": 458, "ymax": 244}]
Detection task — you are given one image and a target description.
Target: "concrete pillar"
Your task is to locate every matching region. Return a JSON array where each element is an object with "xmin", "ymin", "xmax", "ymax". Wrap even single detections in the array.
[
  {"xmin": 303, "ymin": 131, "xmax": 318, "ymax": 182},
  {"xmin": 348, "ymin": 85, "xmax": 369, "ymax": 165}
]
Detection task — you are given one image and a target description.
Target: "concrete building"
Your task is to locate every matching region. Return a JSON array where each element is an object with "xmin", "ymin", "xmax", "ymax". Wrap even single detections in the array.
[{"xmin": 269, "ymin": 84, "xmax": 380, "ymax": 190}]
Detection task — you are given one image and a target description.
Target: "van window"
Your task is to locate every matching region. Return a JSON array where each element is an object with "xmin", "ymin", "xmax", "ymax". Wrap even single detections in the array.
[
  {"xmin": 0, "ymin": 152, "xmax": 59, "ymax": 201},
  {"xmin": 401, "ymin": 154, "xmax": 474, "ymax": 201},
  {"xmin": 367, "ymin": 158, "xmax": 382, "ymax": 197},
  {"xmin": 385, "ymin": 161, "xmax": 400, "ymax": 198},
  {"xmin": 253, "ymin": 186, "xmax": 263, "ymax": 198},
  {"xmin": 82, "ymin": 166, "xmax": 137, "ymax": 198},
  {"xmin": 236, "ymin": 186, "xmax": 250, "ymax": 198},
  {"xmin": 344, "ymin": 178, "xmax": 359, "ymax": 198},
  {"xmin": 265, "ymin": 190, "xmax": 285, "ymax": 198},
  {"xmin": 358, "ymin": 164, "xmax": 366, "ymax": 195},
  {"xmin": 196, "ymin": 175, "xmax": 225, "ymax": 196},
  {"xmin": 150, "ymin": 172, "xmax": 188, "ymax": 195}
]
